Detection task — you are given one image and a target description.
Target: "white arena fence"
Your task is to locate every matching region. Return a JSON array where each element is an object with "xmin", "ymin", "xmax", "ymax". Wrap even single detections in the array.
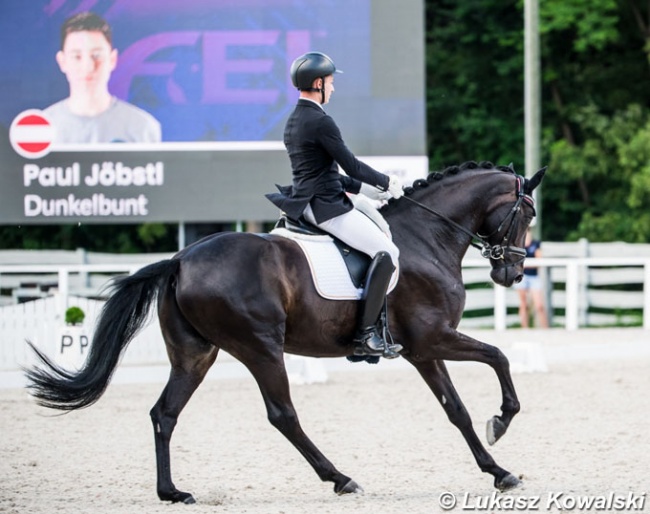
[{"xmin": 0, "ymin": 242, "xmax": 649, "ymax": 372}]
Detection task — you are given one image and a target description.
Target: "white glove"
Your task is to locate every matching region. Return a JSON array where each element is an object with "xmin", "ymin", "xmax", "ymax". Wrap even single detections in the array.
[
  {"xmin": 387, "ymin": 175, "xmax": 404, "ymax": 199},
  {"xmin": 359, "ymin": 182, "xmax": 391, "ymax": 201}
]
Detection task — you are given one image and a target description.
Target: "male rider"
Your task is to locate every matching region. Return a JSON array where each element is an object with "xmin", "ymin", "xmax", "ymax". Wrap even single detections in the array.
[{"xmin": 267, "ymin": 52, "xmax": 403, "ymax": 358}]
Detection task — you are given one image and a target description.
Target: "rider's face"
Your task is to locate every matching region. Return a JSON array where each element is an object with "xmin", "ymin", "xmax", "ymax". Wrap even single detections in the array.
[{"xmin": 56, "ymin": 31, "xmax": 117, "ymax": 96}]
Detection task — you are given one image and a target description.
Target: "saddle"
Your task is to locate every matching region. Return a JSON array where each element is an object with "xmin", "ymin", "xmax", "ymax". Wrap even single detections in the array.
[{"xmin": 273, "ymin": 214, "xmax": 371, "ymax": 289}]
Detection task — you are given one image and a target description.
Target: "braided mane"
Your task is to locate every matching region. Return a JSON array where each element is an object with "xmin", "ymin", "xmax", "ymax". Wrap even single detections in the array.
[{"xmin": 380, "ymin": 160, "xmax": 516, "ymax": 212}]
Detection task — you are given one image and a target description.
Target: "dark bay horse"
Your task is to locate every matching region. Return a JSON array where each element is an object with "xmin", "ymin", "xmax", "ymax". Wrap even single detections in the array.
[{"xmin": 25, "ymin": 161, "xmax": 546, "ymax": 504}]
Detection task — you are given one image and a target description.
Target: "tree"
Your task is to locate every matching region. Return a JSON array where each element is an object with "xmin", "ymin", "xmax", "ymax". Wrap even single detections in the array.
[
  {"xmin": 425, "ymin": 0, "xmax": 525, "ymax": 167},
  {"xmin": 425, "ymin": 0, "xmax": 650, "ymax": 242},
  {"xmin": 0, "ymin": 223, "xmax": 178, "ymax": 252},
  {"xmin": 539, "ymin": 0, "xmax": 650, "ymax": 241}
]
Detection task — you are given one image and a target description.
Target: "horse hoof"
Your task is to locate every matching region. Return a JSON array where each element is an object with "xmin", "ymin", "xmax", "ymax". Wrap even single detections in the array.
[
  {"xmin": 336, "ymin": 479, "xmax": 364, "ymax": 495},
  {"xmin": 160, "ymin": 491, "xmax": 195, "ymax": 504},
  {"xmin": 486, "ymin": 416, "xmax": 507, "ymax": 445},
  {"xmin": 495, "ymin": 473, "xmax": 522, "ymax": 492}
]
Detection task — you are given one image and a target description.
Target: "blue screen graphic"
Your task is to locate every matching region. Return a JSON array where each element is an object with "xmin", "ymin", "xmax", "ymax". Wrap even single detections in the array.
[{"xmin": 0, "ymin": 0, "xmax": 370, "ymax": 142}]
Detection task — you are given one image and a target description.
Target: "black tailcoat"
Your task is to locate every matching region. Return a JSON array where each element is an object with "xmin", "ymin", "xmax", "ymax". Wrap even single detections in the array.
[{"xmin": 266, "ymin": 99, "xmax": 389, "ymax": 223}]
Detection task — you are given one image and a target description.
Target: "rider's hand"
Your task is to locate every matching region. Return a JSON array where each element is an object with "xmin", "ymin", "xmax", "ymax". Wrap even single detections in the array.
[
  {"xmin": 360, "ymin": 182, "xmax": 391, "ymax": 201},
  {"xmin": 387, "ymin": 175, "xmax": 404, "ymax": 199}
]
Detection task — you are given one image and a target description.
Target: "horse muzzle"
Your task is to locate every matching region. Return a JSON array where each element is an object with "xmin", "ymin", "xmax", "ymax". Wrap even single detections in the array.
[{"xmin": 490, "ymin": 263, "xmax": 524, "ymax": 287}]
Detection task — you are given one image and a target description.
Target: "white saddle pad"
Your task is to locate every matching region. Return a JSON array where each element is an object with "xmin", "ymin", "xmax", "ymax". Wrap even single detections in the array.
[{"xmin": 271, "ymin": 227, "xmax": 398, "ymax": 300}]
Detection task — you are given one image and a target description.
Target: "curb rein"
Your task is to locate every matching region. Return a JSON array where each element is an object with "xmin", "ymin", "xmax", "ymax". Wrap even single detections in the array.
[{"xmin": 401, "ymin": 175, "xmax": 534, "ymax": 269}]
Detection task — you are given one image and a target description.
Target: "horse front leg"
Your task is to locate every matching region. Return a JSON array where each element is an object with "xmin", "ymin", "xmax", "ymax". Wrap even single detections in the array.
[
  {"xmin": 431, "ymin": 330, "xmax": 521, "ymax": 445},
  {"xmin": 243, "ymin": 350, "xmax": 362, "ymax": 495},
  {"xmin": 477, "ymin": 340, "xmax": 521, "ymax": 446},
  {"xmin": 410, "ymin": 359, "xmax": 521, "ymax": 491}
]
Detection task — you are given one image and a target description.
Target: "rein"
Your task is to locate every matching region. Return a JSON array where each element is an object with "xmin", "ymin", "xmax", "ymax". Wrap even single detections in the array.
[{"xmin": 400, "ymin": 175, "xmax": 534, "ymax": 266}]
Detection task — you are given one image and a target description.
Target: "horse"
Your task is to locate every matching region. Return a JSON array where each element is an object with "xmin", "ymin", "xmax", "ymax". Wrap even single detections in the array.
[{"xmin": 25, "ymin": 160, "xmax": 546, "ymax": 504}]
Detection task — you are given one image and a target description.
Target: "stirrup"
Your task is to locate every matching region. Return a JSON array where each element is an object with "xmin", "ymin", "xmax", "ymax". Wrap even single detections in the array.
[{"xmin": 353, "ymin": 328, "xmax": 402, "ymax": 359}]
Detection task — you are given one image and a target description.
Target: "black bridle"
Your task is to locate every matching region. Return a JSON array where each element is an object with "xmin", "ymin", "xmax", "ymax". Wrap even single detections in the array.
[{"xmin": 401, "ymin": 174, "xmax": 535, "ymax": 268}]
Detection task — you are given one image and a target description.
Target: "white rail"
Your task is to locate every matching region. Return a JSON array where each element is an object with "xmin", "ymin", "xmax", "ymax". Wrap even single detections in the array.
[
  {"xmin": 463, "ymin": 257, "xmax": 650, "ymax": 330},
  {"xmin": 1, "ymin": 257, "xmax": 650, "ymax": 330},
  {"xmin": 0, "ymin": 264, "xmax": 139, "ymax": 320}
]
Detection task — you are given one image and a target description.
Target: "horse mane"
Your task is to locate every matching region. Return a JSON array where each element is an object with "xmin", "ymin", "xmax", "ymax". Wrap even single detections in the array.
[{"xmin": 381, "ymin": 160, "xmax": 516, "ymax": 212}]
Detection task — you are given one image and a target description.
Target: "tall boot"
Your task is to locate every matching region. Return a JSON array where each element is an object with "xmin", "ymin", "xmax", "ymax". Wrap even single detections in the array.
[{"xmin": 353, "ymin": 251, "xmax": 403, "ymax": 359}]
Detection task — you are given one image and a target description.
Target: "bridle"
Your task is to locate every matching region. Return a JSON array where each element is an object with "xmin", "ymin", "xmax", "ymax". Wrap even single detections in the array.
[{"xmin": 401, "ymin": 174, "xmax": 536, "ymax": 269}]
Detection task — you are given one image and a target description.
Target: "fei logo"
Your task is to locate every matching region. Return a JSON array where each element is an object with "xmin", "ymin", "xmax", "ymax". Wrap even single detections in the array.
[{"xmin": 9, "ymin": 110, "xmax": 56, "ymax": 159}]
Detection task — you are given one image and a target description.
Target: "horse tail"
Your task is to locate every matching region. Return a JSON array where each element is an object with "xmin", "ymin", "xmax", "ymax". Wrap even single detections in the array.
[{"xmin": 24, "ymin": 258, "xmax": 180, "ymax": 411}]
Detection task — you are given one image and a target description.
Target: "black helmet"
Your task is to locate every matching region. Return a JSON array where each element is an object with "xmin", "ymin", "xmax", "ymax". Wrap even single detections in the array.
[{"xmin": 290, "ymin": 52, "xmax": 342, "ymax": 90}]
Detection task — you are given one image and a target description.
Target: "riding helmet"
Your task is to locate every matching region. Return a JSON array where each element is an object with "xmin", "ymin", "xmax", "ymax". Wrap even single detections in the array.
[{"xmin": 290, "ymin": 52, "xmax": 342, "ymax": 90}]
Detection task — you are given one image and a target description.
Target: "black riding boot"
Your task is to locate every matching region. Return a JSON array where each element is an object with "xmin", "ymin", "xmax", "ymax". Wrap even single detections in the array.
[{"xmin": 353, "ymin": 251, "xmax": 403, "ymax": 359}]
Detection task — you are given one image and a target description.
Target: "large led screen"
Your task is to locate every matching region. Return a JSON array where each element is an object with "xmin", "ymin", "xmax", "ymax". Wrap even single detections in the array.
[{"xmin": 0, "ymin": 0, "xmax": 426, "ymax": 224}]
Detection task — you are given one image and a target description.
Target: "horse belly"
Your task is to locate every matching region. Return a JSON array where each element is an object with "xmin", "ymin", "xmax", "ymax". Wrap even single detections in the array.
[{"xmin": 283, "ymin": 298, "xmax": 357, "ymax": 357}]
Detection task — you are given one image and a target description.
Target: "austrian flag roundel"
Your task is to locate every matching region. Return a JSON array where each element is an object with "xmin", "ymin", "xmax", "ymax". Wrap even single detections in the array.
[{"xmin": 10, "ymin": 109, "xmax": 56, "ymax": 159}]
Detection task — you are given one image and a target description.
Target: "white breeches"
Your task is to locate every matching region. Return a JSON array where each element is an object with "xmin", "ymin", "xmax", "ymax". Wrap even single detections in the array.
[{"xmin": 304, "ymin": 204, "xmax": 400, "ymax": 265}]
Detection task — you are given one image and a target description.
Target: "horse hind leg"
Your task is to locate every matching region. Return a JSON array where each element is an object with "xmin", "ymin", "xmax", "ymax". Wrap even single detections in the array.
[
  {"xmin": 412, "ymin": 359, "xmax": 521, "ymax": 492},
  {"xmin": 150, "ymin": 288, "xmax": 219, "ymax": 504},
  {"xmin": 240, "ymin": 343, "xmax": 362, "ymax": 495}
]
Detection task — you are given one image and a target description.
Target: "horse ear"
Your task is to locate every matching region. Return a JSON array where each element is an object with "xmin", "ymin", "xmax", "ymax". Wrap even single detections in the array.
[{"xmin": 524, "ymin": 166, "xmax": 547, "ymax": 194}]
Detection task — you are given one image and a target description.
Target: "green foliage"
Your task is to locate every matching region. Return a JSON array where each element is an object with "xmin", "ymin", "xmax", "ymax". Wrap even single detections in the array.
[
  {"xmin": 65, "ymin": 306, "xmax": 85, "ymax": 326},
  {"xmin": 539, "ymin": 0, "xmax": 620, "ymax": 52},
  {"xmin": 425, "ymin": 0, "xmax": 525, "ymax": 167},
  {"xmin": 137, "ymin": 223, "xmax": 171, "ymax": 247},
  {"xmin": 426, "ymin": 0, "xmax": 650, "ymax": 243},
  {"xmin": 0, "ymin": 223, "xmax": 178, "ymax": 252},
  {"xmin": 547, "ymin": 104, "xmax": 650, "ymax": 242}
]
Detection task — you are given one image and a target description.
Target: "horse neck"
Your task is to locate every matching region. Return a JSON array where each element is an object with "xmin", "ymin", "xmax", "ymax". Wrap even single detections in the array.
[{"xmin": 386, "ymin": 170, "xmax": 512, "ymax": 267}]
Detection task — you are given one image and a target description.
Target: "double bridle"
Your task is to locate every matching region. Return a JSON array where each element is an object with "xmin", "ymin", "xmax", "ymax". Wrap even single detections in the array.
[{"xmin": 402, "ymin": 174, "xmax": 535, "ymax": 268}]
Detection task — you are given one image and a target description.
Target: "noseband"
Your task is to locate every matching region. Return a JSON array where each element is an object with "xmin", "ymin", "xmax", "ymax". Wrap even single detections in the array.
[{"xmin": 402, "ymin": 175, "xmax": 535, "ymax": 269}]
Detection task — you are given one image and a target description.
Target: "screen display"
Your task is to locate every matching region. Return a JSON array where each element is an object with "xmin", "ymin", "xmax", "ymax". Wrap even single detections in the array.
[{"xmin": 0, "ymin": 0, "xmax": 426, "ymax": 223}]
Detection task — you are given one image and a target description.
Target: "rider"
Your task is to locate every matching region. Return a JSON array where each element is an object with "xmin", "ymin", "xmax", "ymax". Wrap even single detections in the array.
[{"xmin": 267, "ymin": 51, "xmax": 404, "ymax": 359}]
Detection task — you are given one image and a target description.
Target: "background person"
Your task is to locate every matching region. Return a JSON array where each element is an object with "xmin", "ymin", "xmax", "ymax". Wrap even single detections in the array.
[
  {"xmin": 267, "ymin": 51, "xmax": 403, "ymax": 359},
  {"xmin": 515, "ymin": 228, "xmax": 549, "ymax": 328},
  {"xmin": 44, "ymin": 12, "xmax": 161, "ymax": 144}
]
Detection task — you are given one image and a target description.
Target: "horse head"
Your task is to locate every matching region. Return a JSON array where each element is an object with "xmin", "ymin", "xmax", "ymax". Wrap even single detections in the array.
[
  {"xmin": 478, "ymin": 165, "xmax": 546, "ymax": 287},
  {"xmin": 388, "ymin": 161, "xmax": 546, "ymax": 289}
]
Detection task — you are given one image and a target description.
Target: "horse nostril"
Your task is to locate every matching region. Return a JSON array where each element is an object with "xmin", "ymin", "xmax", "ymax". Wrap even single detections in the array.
[{"xmin": 514, "ymin": 274, "xmax": 523, "ymax": 284}]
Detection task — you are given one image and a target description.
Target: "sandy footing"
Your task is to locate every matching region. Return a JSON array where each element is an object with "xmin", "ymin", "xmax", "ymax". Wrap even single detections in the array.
[{"xmin": 1, "ymin": 330, "xmax": 649, "ymax": 513}]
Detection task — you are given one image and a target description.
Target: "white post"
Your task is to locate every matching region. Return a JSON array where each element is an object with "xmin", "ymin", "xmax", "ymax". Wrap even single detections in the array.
[
  {"xmin": 578, "ymin": 238, "xmax": 590, "ymax": 326},
  {"xmin": 524, "ymin": 0, "xmax": 541, "ymax": 233},
  {"xmin": 178, "ymin": 222, "xmax": 186, "ymax": 250},
  {"xmin": 495, "ymin": 285, "xmax": 507, "ymax": 330},
  {"xmin": 643, "ymin": 260, "xmax": 650, "ymax": 330},
  {"xmin": 565, "ymin": 262, "xmax": 579, "ymax": 330},
  {"xmin": 57, "ymin": 268, "xmax": 69, "ymax": 322}
]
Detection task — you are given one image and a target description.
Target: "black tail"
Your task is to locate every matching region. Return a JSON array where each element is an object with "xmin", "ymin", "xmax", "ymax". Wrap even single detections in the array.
[{"xmin": 24, "ymin": 259, "xmax": 180, "ymax": 411}]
